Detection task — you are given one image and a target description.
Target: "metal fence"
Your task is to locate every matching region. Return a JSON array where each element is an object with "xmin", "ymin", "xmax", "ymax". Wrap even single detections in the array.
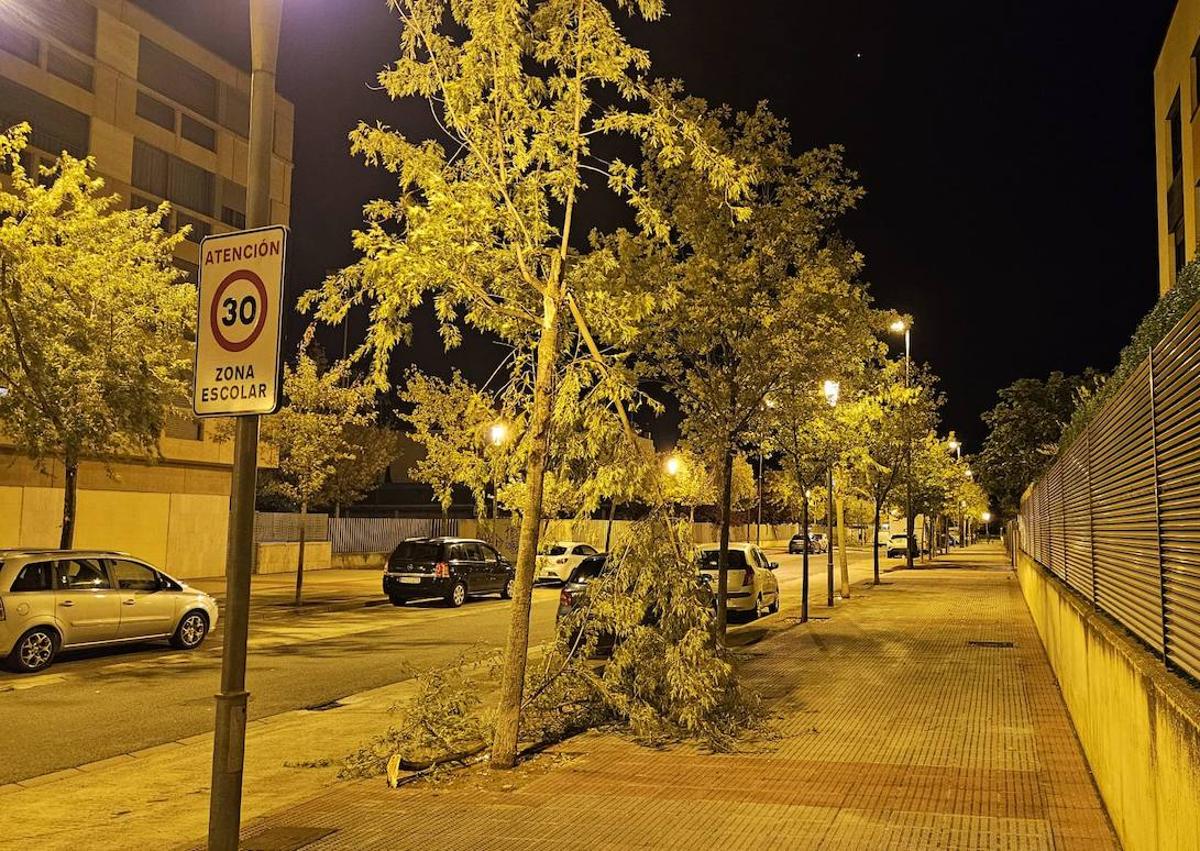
[
  {"xmin": 1019, "ymin": 300, "xmax": 1200, "ymax": 682},
  {"xmin": 327, "ymin": 516, "xmax": 459, "ymax": 554},
  {"xmin": 254, "ymin": 511, "xmax": 329, "ymax": 543}
]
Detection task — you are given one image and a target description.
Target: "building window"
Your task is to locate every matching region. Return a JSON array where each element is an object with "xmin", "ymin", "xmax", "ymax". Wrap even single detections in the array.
[
  {"xmin": 220, "ymin": 180, "xmax": 247, "ymax": 228},
  {"xmin": 222, "ymin": 87, "xmax": 250, "ymax": 137},
  {"xmin": 180, "ymin": 114, "xmax": 216, "ymax": 151},
  {"xmin": 221, "ymin": 207, "xmax": 246, "ymax": 229},
  {"xmin": 0, "ymin": 76, "xmax": 89, "ymax": 158},
  {"xmin": 46, "ymin": 45, "xmax": 94, "ymax": 91},
  {"xmin": 31, "ymin": 0, "xmax": 96, "ymax": 56},
  {"xmin": 132, "ymin": 140, "xmax": 215, "ymax": 217},
  {"xmin": 173, "ymin": 258, "xmax": 199, "ymax": 285},
  {"xmin": 176, "ymin": 211, "xmax": 211, "ymax": 244},
  {"xmin": 1168, "ymin": 94, "xmax": 1186, "ymax": 276},
  {"xmin": 135, "ymin": 91, "xmax": 176, "ymax": 132},
  {"xmin": 164, "ymin": 412, "xmax": 203, "ymax": 441},
  {"xmin": 138, "ymin": 37, "xmax": 218, "ymax": 121},
  {"xmin": 0, "ymin": 22, "xmax": 39, "ymax": 65}
]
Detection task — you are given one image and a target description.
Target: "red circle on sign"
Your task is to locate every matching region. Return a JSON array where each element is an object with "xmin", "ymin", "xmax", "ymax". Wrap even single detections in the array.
[{"xmin": 210, "ymin": 270, "xmax": 268, "ymax": 353}]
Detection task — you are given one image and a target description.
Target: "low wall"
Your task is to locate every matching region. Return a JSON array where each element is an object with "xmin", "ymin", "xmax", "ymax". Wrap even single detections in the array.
[
  {"xmin": 1017, "ymin": 550, "xmax": 1200, "ymax": 851},
  {"xmin": 331, "ymin": 551, "xmax": 387, "ymax": 571},
  {"xmin": 254, "ymin": 541, "xmax": 332, "ymax": 575}
]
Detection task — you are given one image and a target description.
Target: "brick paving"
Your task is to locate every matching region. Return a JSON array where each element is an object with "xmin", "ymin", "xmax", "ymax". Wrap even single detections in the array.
[{"xmin": 225, "ymin": 545, "xmax": 1117, "ymax": 850}]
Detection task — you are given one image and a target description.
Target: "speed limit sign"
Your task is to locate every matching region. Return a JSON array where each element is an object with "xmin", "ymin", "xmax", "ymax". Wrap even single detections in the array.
[{"xmin": 192, "ymin": 225, "xmax": 287, "ymax": 417}]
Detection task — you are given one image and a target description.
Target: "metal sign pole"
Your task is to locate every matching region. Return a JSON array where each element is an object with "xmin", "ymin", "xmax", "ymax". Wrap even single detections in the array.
[{"xmin": 207, "ymin": 1, "xmax": 282, "ymax": 848}]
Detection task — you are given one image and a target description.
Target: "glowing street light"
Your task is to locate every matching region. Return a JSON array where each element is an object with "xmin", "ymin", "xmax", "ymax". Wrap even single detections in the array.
[
  {"xmin": 489, "ymin": 421, "xmax": 509, "ymax": 446},
  {"xmin": 822, "ymin": 379, "xmax": 840, "ymax": 407},
  {"xmin": 665, "ymin": 454, "xmax": 682, "ymax": 476},
  {"xmin": 890, "ymin": 316, "xmax": 913, "ymax": 570}
]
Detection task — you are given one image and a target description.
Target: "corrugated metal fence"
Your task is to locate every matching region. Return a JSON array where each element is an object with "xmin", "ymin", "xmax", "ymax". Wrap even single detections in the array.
[
  {"xmin": 327, "ymin": 516, "xmax": 459, "ymax": 554},
  {"xmin": 1019, "ymin": 300, "xmax": 1200, "ymax": 682},
  {"xmin": 254, "ymin": 511, "xmax": 329, "ymax": 543}
]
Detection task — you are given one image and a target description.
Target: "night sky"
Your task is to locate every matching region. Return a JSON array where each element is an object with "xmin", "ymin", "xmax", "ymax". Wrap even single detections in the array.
[{"xmin": 140, "ymin": 0, "xmax": 1178, "ymax": 453}]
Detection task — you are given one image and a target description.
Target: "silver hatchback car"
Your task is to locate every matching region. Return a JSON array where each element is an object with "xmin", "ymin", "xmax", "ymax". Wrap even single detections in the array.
[{"xmin": 0, "ymin": 549, "xmax": 219, "ymax": 673}]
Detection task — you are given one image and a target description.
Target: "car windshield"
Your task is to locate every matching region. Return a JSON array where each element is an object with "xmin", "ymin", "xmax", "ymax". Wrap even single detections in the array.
[
  {"xmin": 391, "ymin": 541, "xmax": 442, "ymax": 562},
  {"xmin": 542, "ymin": 545, "xmax": 568, "ymax": 556},
  {"xmin": 568, "ymin": 556, "xmax": 608, "ymax": 584},
  {"xmin": 890, "ymin": 535, "xmax": 907, "ymax": 542},
  {"xmin": 698, "ymin": 550, "xmax": 748, "ymax": 569}
]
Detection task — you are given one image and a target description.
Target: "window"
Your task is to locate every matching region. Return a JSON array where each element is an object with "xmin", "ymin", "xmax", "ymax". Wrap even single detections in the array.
[
  {"xmin": 0, "ymin": 77, "xmax": 89, "ymax": 158},
  {"xmin": 698, "ymin": 549, "xmax": 747, "ymax": 569},
  {"xmin": 33, "ymin": 0, "xmax": 96, "ymax": 56},
  {"xmin": 110, "ymin": 560, "xmax": 161, "ymax": 592},
  {"xmin": 222, "ymin": 87, "xmax": 250, "ymax": 137},
  {"xmin": 180, "ymin": 114, "xmax": 216, "ymax": 151},
  {"xmin": 136, "ymin": 91, "xmax": 175, "ymax": 131},
  {"xmin": 173, "ymin": 258, "xmax": 199, "ymax": 285},
  {"xmin": 221, "ymin": 180, "xmax": 247, "ymax": 228},
  {"xmin": 176, "ymin": 211, "xmax": 211, "ymax": 243},
  {"xmin": 46, "ymin": 45, "xmax": 93, "ymax": 91},
  {"xmin": 567, "ymin": 556, "xmax": 608, "ymax": 584},
  {"xmin": 1168, "ymin": 94, "xmax": 1187, "ymax": 277},
  {"xmin": 574, "ymin": 544, "xmax": 598, "ymax": 556},
  {"xmin": 1170, "ymin": 96, "xmax": 1183, "ymax": 178},
  {"xmin": 55, "ymin": 559, "xmax": 111, "ymax": 590},
  {"xmin": 480, "ymin": 544, "xmax": 501, "ymax": 564},
  {"xmin": 0, "ymin": 21, "xmax": 39, "ymax": 64},
  {"xmin": 544, "ymin": 545, "xmax": 567, "ymax": 556},
  {"xmin": 9, "ymin": 562, "xmax": 53, "ymax": 593},
  {"xmin": 165, "ymin": 411, "xmax": 202, "ymax": 439},
  {"xmin": 462, "ymin": 542, "xmax": 486, "ymax": 561},
  {"xmin": 221, "ymin": 207, "xmax": 246, "ymax": 229},
  {"xmin": 132, "ymin": 141, "xmax": 215, "ymax": 217},
  {"xmin": 138, "ymin": 37, "xmax": 218, "ymax": 120}
]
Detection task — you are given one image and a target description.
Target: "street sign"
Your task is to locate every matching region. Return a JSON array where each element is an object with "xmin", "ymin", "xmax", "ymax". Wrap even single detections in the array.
[{"xmin": 193, "ymin": 225, "xmax": 287, "ymax": 417}]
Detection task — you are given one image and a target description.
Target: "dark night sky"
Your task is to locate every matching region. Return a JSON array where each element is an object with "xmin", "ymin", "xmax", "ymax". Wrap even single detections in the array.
[{"xmin": 140, "ymin": 0, "xmax": 1178, "ymax": 452}]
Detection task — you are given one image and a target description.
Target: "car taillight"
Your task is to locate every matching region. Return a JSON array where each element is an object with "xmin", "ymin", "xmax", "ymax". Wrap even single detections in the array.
[
  {"xmin": 742, "ymin": 566, "xmax": 754, "ymax": 587},
  {"xmin": 435, "ymin": 561, "xmax": 450, "ymax": 578},
  {"xmin": 560, "ymin": 588, "xmax": 574, "ymax": 608}
]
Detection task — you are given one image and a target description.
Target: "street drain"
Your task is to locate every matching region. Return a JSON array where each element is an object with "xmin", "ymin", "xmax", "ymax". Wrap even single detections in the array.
[
  {"xmin": 968, "ymin": 640, "xmax": 1015, "ymax": 649},
  {"xmin": 241, "ymin": 826, "xmax": 337, "ymax": 851},
  {"xmin": 304, "ymin": 699, "xmax": 345, "ymax": 712}
]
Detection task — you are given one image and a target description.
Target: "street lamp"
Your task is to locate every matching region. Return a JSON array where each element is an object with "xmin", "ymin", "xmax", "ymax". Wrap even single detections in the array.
[
  {"xmin": 822, "ymin": 380, "xmax": 839, "ymax": 606},
  {"xmin": 490, "ymin": 421, "xmax": 509, "ymax": 446},
  {"xmin": 982, "ymin": 511, "xmax": 992, "ymax": 540},
  {"xmin": 489, "ymin": 422, "xmax": 509, "ymax": 522},
  {"xmin": 665, "ymin": 454, "xmax": 682, "ymax": 477},
  {"xmin": 890, "ymin": 318, "xmax": 913, "ymax": 569}
]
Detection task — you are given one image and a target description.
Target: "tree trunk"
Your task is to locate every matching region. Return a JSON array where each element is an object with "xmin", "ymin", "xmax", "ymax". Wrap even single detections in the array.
[
  {"xmin": 801, "ymin": 491, "xmax": 810, "ymax": 623},
  {"xmin": 490, "ymin": 275, "xmax": 561, "ymax": 771},
  {"xmin": 837, "ymin": 490, "xmax": 849, "ymax": 598},
  {"xmin": 872, "ymin": 501, "xmax": 881, "ymax": 585},
  {"xmin": 604, "ymin": 498, "xmax": 616, "ymax": 552},
  {"xmin": 59, "ymin": 454, "xmax": 79, "ymax": 549},
  {"xmin": 294, "ymin": 502, "xmax": 307, "ymax": 607},
  {"xmin": 716, "ymin": 446, "xmax": 734, "ymax": 641}
]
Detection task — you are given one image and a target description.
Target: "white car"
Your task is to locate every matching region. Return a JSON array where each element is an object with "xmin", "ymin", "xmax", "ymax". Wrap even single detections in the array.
[
  {"xmin": 536, "ymin": 541, "xmax": 601, "ymax": 583},
  {"xmin": 0, "ymin": 549, "xmax": 219, "ymax": 673},
  {"xmin": 696, "ymin": 543, "xmax": 780, "ymax": 618}
]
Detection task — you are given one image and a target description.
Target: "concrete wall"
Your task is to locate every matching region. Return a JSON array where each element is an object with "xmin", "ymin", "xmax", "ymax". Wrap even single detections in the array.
[
  {"xmin": 331, "ymin": 552, "xmax": 387, "ymax": 571},
  {"xmin": 1017, "ymin": 550, "xmax": 1200, "ymax": 851},
  {"xmin": 254, "ymin": 541, "xmax": 332, "ymax": 575}
]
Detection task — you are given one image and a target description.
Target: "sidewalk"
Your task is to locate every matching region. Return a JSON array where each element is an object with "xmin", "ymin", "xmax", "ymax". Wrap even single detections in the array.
[
  {"xmin": 189, "ymin": 569, "xmax": 386, "ymax": 617},
  {"xmin": 211, "ymin": 544, "xmax": 1117, "ymax": 850}
]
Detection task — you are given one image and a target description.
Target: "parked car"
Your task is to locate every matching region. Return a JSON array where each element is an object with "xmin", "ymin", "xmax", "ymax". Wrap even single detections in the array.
[
  {"xmin": 556, "ymin": 555, "xmax": 716, "ymax": 654},
  {"xmin": 382, "ymin": 537, "xmax": 514, "ymax": 607},
  {"xmin": 0, "ymin": 549, "xmax": 218, "ymax": 674},
  {"xmin": 787, "ymin": 533, "xmax": 827, "ymax": 554},
  {"xmin": 696, "ymin": 543, "xmax": 780, "ymax": 618},
  {"xmin": 536, "ymin": 541, "xmax": 601, "ymax": 584},
  {"xmin": 886, "ymin": 534, "xmax": 920, "ymax": 559}
]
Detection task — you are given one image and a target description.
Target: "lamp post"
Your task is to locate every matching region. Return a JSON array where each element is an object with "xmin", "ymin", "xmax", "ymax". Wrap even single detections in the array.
[
  {"xmin": 890, "ymin": 319, "xmax": 913, "ymax": 569},
  {"xmin": 208, "ymin": 1, "xmax": 281, "ymax": 848},
  {"xmin": 489, "ymin": 421, "xmax": 508, "ymax": 525},
  {"xmin": 982, "ymin": 511, "xmax": 992, "ymax": 540},
  {"xmin": 823, "ymin": 380, "xmax": 839, "ymax": 607}
]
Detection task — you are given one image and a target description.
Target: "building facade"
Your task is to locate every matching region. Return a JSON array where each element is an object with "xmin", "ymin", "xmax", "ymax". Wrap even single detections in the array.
[
  {"xmin": 0, "ymin": 0, "xmax": 293, "ymax": 576},
  {"xmin": 1155, "ymin": 0, "xmax": 1200, "ymax": 294}
]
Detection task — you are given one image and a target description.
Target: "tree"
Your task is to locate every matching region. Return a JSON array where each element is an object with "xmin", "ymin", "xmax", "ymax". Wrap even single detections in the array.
[
  {"xmin": 0, "ymin": 124, "xmax": 192, "ymax": 547},
  {"xmin": 635, "ymin": 101, "xmax": 869, "ymax": 637},
  {"xmin": 324, "ymin": 424, "xmax": 405, "ymax": 517},
  {"xmin": 977, "ymin": 370, "xmax": 1102, "ymax": 518},
  {"xmin": 300, "ymin": 1, "xmax": 753, "ymax": 767},
  {"xmin": 258, "ymin": 352, "xmax": 375, "ymax": 605}
]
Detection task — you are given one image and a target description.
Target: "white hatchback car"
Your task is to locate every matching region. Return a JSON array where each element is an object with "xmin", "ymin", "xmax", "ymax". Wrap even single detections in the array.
[
  {"xmin": 0, "ymin": 549, "xmax": 218, "ymax": 673},
  {"xmin": 696, "ymin": 543, "xmax": 780, "ymax": 618},
  {"xmin": 536, "ymin": 541, "xmax": 601, "ymax": 583}
]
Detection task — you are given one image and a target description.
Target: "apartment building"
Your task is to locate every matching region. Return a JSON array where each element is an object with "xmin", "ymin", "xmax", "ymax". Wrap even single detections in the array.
[
  {"xmin": 1155, "ymin": 0, "xmax": 1200, "ymax": 294},
  {"xmin": 0, "ymin": 0, "xmax": 294, "ymax": 576}
]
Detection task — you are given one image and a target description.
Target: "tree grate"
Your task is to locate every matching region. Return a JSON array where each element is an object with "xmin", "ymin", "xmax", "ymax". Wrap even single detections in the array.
[{"xmin": 967, "ymin": 640, "xmax": 1015, "ymax": 648}]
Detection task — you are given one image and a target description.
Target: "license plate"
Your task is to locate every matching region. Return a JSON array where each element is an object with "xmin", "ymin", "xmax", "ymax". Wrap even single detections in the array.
[{"xmin": 399, "ymin": 576, "xmax": 421, "ymax": 584}]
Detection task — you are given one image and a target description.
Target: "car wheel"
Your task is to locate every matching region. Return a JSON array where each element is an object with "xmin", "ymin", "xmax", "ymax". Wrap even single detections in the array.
[
  {"xmin": 768, "ymin": 593, "xmax": 779, "ymax": 614},
  {"xmin": 388, "ymin": 593, "xmax": 406, "ymax": 607},
  {"xmin": 500, "ymin": 577, "xmax": 514, "ymax": 599},
  {"xmin": 7, "ymin": 626, "xmax": 58, "ymax": 673},
  {"xmin": 752, "ymin": 594, "xmax": 763, "ymax": 620},
  {"xmin": 171, "ymin": 611, "xmax": 209, "ymax": 650},
  {"xmin": 446, "ymin": 581, "xmax": 467, "ymax": 608}
]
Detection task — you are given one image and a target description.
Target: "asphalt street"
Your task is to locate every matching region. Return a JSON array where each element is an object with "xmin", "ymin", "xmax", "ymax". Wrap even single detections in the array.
[{"xmin": 0, "ymin": 545, "xmax": 894, "ymax": 784}]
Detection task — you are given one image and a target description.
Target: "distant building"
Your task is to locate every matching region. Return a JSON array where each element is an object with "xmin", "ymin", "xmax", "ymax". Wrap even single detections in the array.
[
  {"xmin": 0, "ymin": 0, "xmax": 294, "ymax": 576},
  {"xmin": 1155, "ymin": 0, "xmax": 1200, "ymax": 294}
]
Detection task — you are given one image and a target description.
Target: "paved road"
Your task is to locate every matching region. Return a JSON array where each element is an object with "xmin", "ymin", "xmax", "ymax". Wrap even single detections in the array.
[{"xmin": 0, "ymin": 546, "xmax": 897, "ymax": 784}]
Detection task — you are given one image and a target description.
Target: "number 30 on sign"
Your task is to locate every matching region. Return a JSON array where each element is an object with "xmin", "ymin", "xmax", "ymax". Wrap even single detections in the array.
[{"xmin": 192, "ymin": 225, "xmax": 287, "ymax": 417}]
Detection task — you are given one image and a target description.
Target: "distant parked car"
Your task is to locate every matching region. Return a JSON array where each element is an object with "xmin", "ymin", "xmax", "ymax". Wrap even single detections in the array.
[
  {"xmin": 0, "ymin": 549, "xmax": 218, "ymax": 673},
  {"xmin": 886, "ymin": 534, "xmax": 920, "ymax": 559},
  {"xmin": 536, "ymin": 541, "xmax": 600, "ymax": 584},
  {"xmin": 787, "ymin": 533, "xmax": 826, "ymax": 554},
  {"xmin": 382, "ymin": 537, "xmax": 514, "ymax": 607},
  {"xmin": 697, "ymin": 543, "xmax": 780, "ymax": 618}
]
